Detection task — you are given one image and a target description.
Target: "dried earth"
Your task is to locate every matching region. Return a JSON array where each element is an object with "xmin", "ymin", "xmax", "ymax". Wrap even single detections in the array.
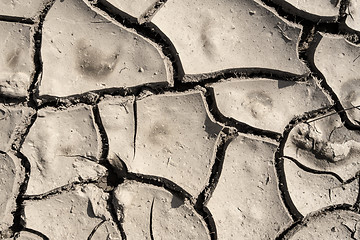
[{"xmin": 0, "ymin": 0, "xmax": 360, "ymax": 239}]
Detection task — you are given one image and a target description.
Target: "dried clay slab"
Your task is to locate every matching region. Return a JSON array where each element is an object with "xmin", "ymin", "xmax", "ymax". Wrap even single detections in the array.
[
  {"xmin": 281, "ymin": 209, "xmax": 360, "ymax": 239},
  {"xmin": 346, "ymin": 0, "xmax": 360, "ymax": 32},
  {"xmin": 270, "ymin": 0, "xmax": 340, "ymax": 22},
  {"xmin": 40, "ymin": 0, "xmax": 172, "ymax": 97},
  {"xmin": 284, "ymin": 158, "xmax": 358, "ymax": 217},
  {"xmin": 0, "ymin": 104, "xmax": 34, "ymax": 152},
  {"xmin": 132, "ymin": 91, "xmax": 223, "ymax": 197},
  {"xmin": 0, "ymin": 0, "xmax": 45, "ymax": 19},
  {"xmin": 311, "ymin": 33, "xmax": 360, "ymax": 125},
  {"xmin": 113, "ymin": 181, "xmax": 210, "ymax": 240},
  {"xmin": 209, "ymin": 78, "xmax": 330, "ymax": 133},
  {"xmin": 98, "ymin": 96, "xmax": 135, "ymax": 168},
  {"xmin": 24, "ymin": 184, "xmax": 121, "ymax": 239},
  {"xmin": 98, "ymin": 0, "xmax": 160, "ymax": 23},
  {"xmin": 0, "ymin": 21, "xmax": 33, "ymax": 98},
  {"xmin": 284, "ymin": 112, "xmax": 360, "ymax": 182},
  {"xmin": 0, "ymin": 152, "xmax": 23, "ymax": 232},
  {"xmin": 207, "ymin": 134, "xmax": 292, "ymax": 240},
  {"xmin": 151, "ymin": 0, "xmax": 309, "ymax": 80},
  {"xmin": 21, "ymin": 105, "xmax": 107, "ymax": 196}
]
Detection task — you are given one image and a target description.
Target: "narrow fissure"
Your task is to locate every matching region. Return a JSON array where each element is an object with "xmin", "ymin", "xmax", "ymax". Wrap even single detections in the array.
[
  {"xmin": 92, "ymin": 105, "xmax": 109, "ymax": 163},
  {"xmin": 23, "ymin": 179, "xmax": 99, "ymax": 201},
  {"xmin": 149, "ymin": 197, "xmax": 155, "ymax": 240},
  {"xmin": 205, "ymin": 87, "xmax": 282, "ymax": 141},
  {"xmin": 12, "ymin": 110, "xmax": 38, "ymax": 152},
  {"xmin": 354, "ymin": 177, "xmax": 360, "ymax": 210},
  {"xmin": 275, "ymin": 220, "xmax": 301, "ymax": 240},
  {"xmin": 17, "ymin": 228, "xmax": 50, "ymax": 240},
  {"xmin": 195, "ymin": 133, "xmax": 232, "ymax": 207},
  {"xmin": 127, "ymin": 172, "xmax": 192, "ymax": 201},
  {"xmin": 133, "ymin": 99, "xmax": 137, "ymax": 160},
  {"xmin": 28, "ymin": 0, "xmax": 56, "ymax": 109},
  {"xmin": 0, "ymin": 96, "xmax": 27, "ymax": 105},
  {"xmin": 282, "ymin": 155, "xmax": 344, "ymax": 183},
  {"xmin": 276, "ymin": 123, "xmax": 311, "ymax": 221},
  {"xmin": 0, "ymin": 15, "xmax": 34, "ymax": 24},
  {"xmin": 109, "ymin": 191, "xmax": 127, "ymax": 240},
  {"xmin": 113, "ymin": 151, "xmax": 192, "ymax": 199},
  {"xmin": 139, "ymin": 0, "xmax": 168, "ymax": 24},
  {"xmin": 275, "ymin": 204, "xmax": 356, "ymax": 239},
  {"xmin": 87, "ymin": 220, "xmax": 105, "ymax": 240},
  {"xmin": 8, "ymin": 111, "xmax": 38, "ymax": 236},
  {"xmin": 9, "ymin": 152, "xmax": 31, "ymax": 235},
  {"xmin": 275, "ymin": 146, "xmax": 304, "ymax": 221},
  {"xmin": 194, "ymin": 132, "xmax": 235, "ymax": 240},
  {"xmin": 91, "ymin": 104, "xmax": 119, "ymax": 192}
]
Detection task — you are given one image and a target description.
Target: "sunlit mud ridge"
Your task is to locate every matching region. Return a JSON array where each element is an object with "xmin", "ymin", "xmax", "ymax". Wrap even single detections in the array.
[{"xmin": 0, "ymin": 0, "xmax": 360, "ymax": 239}]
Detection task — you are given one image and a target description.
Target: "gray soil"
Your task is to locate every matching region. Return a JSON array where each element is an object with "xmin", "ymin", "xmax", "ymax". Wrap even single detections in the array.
[{"xmin": 0, "ymin": 0, "xmax": 360, "ymax": 239}]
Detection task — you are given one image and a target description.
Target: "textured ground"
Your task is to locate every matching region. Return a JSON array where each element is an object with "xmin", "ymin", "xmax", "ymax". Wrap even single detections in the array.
[{"xmin": 0, "ymin": 0, "xmax": 360, "ymax": 239}]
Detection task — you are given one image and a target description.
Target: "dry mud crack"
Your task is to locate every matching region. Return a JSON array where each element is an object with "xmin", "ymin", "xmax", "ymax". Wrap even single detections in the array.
[{"xmin": 0, "ymin": 0, "xmax": 360, "ymax": 239}]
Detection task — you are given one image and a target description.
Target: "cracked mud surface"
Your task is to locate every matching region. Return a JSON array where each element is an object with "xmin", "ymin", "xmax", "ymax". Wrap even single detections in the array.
[{"xmin": 0, "ymin": 0, "xmax": 360, "ymax": 239}]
